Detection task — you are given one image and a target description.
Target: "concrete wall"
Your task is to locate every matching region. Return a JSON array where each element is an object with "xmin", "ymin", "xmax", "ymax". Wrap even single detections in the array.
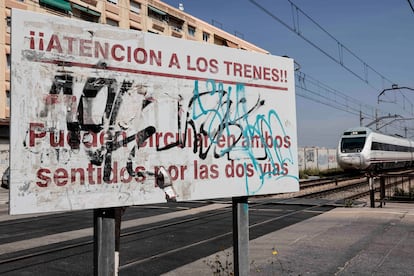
[{"xmin": 298, "ymin": 147, "xmax": 338, "ymax": 171}]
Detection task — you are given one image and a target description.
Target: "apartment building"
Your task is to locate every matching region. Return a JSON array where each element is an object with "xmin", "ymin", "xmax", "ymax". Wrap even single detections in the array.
[{"xmin": 0, "ymin": 0, "xmax": 269, "ymax": 137}]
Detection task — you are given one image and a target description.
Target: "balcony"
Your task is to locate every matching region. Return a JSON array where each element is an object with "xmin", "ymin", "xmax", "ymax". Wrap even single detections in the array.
[
  {"xmin": 129, "ymin": 12, "xmax": 141, "ymax": 25},
  {"xmin": 105, "ymin": 1, "xmax": 119, "ymax": 15},
  {"xmin": 151, "ymin": 20, "xmax": 165, "ymax": 33},
  {"xmin": 81, "ymin": 0, "xmax": 97, "ymax": 6},
  {"xmin": 5, "ymin": 0, "xmax": 27, "ymax": 10},
  {"xmin": 72, "ymin": 3, "xmax": 101, "ymax": 22},
  {"xmin": 170, "ymin": 27, "xmax": 182, "ymax": 38}
]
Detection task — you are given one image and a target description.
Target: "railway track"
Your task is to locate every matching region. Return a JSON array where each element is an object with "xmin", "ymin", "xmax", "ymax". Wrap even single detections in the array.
[
  {"xmin": 269, "ymin": 172, "xmax": 366, "ymax": 202},
  {"xmin": 0, "ymin": 200, "xmax": 333, "ymax": 275},
  {"xmin": 292, "ymin": 169, "xmax": 414, "ymax": 204},
  {"xmin": 0, "ymin": 170, "xmax": 412, "ymax": 274}
]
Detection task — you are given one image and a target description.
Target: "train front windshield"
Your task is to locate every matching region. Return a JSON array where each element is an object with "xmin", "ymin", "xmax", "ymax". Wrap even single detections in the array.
[{"xmin": 341, "ymin": 137, "xmax": 366, "ymax": 153}]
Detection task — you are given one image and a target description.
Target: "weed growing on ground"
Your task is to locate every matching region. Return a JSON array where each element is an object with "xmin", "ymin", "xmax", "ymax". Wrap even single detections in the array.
[
  {"xmin": 204, "ymin": 246, "xmax": 289, "ymax": 275},
  {"xmin": 344, "ymin": 199, "xmax": 354, "ymax": 207},
  {"xmin": 204, "ymin": 250, "xmax": 233, "ymax": 276}
]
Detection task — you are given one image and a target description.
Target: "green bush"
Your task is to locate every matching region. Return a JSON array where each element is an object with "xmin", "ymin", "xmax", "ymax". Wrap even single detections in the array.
[
  {"xmin": 299, "ymin": 168, "xmax": 344, "ymax": 179},
  {"xmin": 393, "ymin": 187, "xmax": 405, "ymax": 197}
]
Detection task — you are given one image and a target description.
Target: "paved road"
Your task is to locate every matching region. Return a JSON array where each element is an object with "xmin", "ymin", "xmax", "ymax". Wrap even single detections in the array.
[
  {"xmin": 0, "ymin": 187, "xmax": 335, "ymax": 275},
  {"xmin": 3, "ymin": 186, "xmax": 414, "ymax": 275},
  {"xmin": 168, "ymin": 202, "xmax": 414, "ymax": 275}
]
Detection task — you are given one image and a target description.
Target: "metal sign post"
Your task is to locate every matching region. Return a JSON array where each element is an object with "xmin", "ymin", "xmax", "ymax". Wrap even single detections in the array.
[
  {"xmin": 232, "ymin": 196, "xmax": 249, "ymax": 276},
  {"xmin": 379, "ymin": 176, "xmax": 385, "ymax": 207},
  {"xmin": 94, "ymin": 208, "xmax": 116, "ymax": 276},
  {"xmin": 368, "ymin": 176, "xmax": 375, "ymax": 208},
  {"xmin": 114, "ymin": 208, "xmax": 124, "ymax": 274}
]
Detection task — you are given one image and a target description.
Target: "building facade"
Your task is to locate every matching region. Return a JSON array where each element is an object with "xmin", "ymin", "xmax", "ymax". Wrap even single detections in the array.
[{"xmin": 0, "ymin": 0, "xmax": 269, "ymax": 130}]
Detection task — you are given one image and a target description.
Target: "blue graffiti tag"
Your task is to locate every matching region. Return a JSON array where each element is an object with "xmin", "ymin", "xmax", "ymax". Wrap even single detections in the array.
[{"xmin": 191, "ymin": 80, "xmax": 297, "ymax": 194}]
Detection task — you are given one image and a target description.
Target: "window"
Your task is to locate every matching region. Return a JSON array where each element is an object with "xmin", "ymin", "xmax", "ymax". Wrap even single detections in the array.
[
  {"xmin": 148, "ymin": 5, "xmax": 167, "ymax": 22},
  {"xmin": 214, "ymin": 35, "xmax": 226, "ymax": 46},
  {"xmin": 202, "ymin": 32, "xmax": 210, "ymax": 42},
  {"xmin": 6, "ymin": 54, "xmax": 11, "ymax": 70},
  {"xmin": 106, "ymin": 18, "xmax": 118, "ymax": 26},
  {"xmin": 107, "ymin": 0, "xmax": 118, "ymax": 4},
  {"xmin": 340, "ymin": 137, "xmax": 366, "ymax": 153},
  {"xmin": 169, "ymin": 16, "xmax": 183, "ymax": 32},
  {"xmin": 6, "ymin": 91, "xmax": 10, "ymax": 109},
  {"xmin": 6, "ymin": 17, "xmax": 11, "ymax": 33},
  {"xmin": 130, "ymin": 26, "xmax": 142, "ymax": 31},
  {"xmin": 188, "ymin": 25, "xmax": 195, "ymax": 37},
  {"xmin": 371, "ymin": 142, "xmax": 413, "ymax": 152},
  {"xmin": 72, "ymin": 3, "xmax": 100, "ymax": 22},
  {"xmin": 130, "ymin": 0, "xmax": 141, "ymax": 14}
]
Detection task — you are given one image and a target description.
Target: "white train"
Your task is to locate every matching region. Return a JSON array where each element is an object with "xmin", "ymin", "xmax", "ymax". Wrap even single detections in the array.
[{"xmin": 337, "ymin": 127, "xmax": 414, "ymax": 171}]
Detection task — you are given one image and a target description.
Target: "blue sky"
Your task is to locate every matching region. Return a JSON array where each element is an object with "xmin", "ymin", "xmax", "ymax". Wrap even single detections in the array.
[{"xmin": 162, "ymin": 0, "xmax": 414, "ymax": 148}]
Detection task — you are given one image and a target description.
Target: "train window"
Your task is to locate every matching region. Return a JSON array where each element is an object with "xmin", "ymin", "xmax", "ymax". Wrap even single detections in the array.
[
  {"xmin": 341, "ymin": 137, "xmax": 366, "ymax": 153},
  {"xmin": 371, "ymin": 142, "xmax": 412, "ymax": 152},
  {"xmin": 371, "ymin": 142, "xmax": 382, "ymax": 150}
]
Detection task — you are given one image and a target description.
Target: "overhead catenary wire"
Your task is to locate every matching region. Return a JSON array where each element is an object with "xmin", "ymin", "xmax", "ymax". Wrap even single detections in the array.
[
  {"xmin": 8, "ymin": 0, "xmax": 413, "ymax": 134},
  {"xmin": 296, "ymin": 70, "xmax": 410, "ymax": 135},
  {"xmin": 408, "ymin": 0, "xmax": 414, "ymax": 14},
  {"xmin": 249, "ymin": 0, "xmax": 414, "ymax": 135},
  {"xmin": 249, "ymin": 0, "xmax": 391, "ymax": 90},
  {"xmin": 249, "ymin": 0, "xmax": 413, "ymax": 117},
  {"xmin": 296, "ymin": 70, "xmax": 375, "ymax": 119}
]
